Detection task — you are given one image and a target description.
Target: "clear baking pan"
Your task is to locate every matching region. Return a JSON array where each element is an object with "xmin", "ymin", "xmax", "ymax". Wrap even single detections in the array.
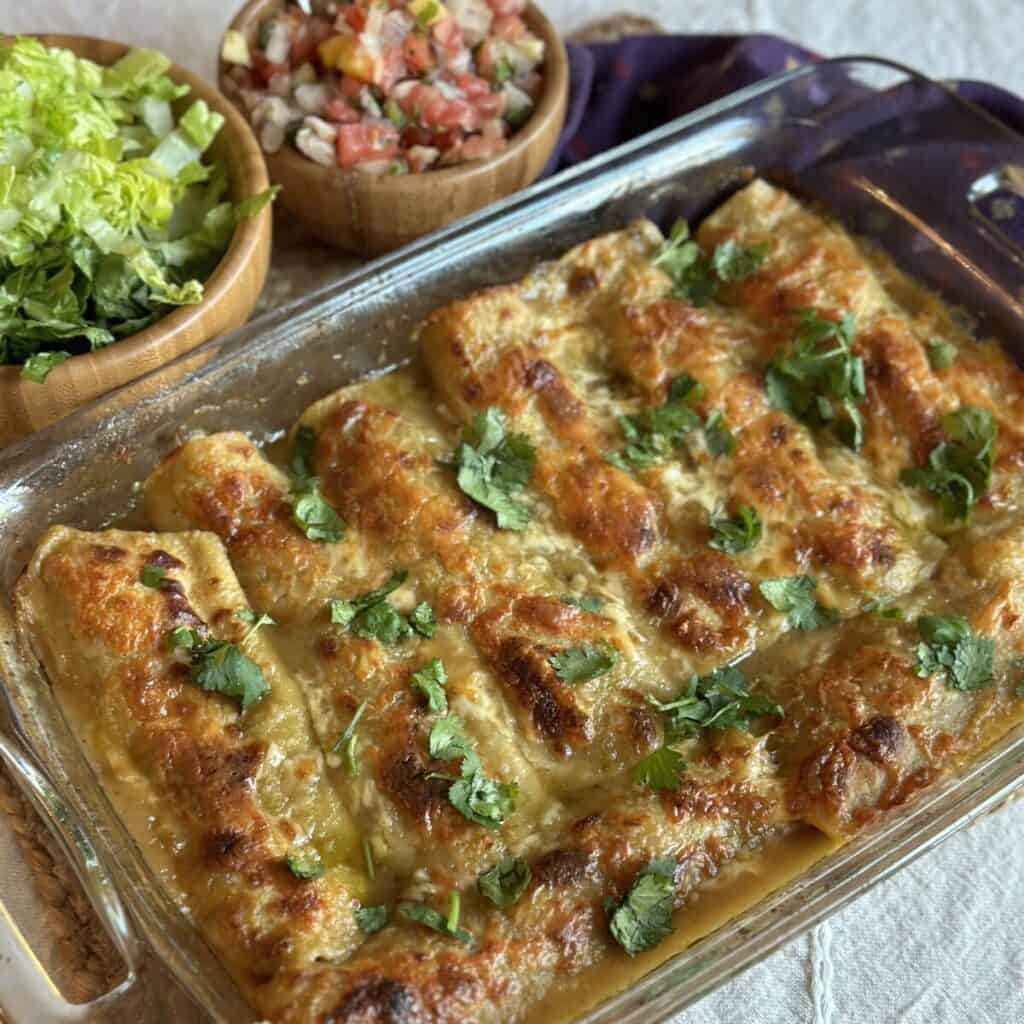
[{"xmin": 2, "ymin": 57, "xmax": 1024, "ymax": 1023}]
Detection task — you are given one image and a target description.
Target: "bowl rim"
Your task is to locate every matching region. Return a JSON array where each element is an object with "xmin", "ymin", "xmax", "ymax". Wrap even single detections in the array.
[
  {"xmin": 0, "ymin": 33, "xmax": 272, "ymax": 384},
  {"xmin": 219, "ymin": 0, "xmax": 569, "ymax": 191}
]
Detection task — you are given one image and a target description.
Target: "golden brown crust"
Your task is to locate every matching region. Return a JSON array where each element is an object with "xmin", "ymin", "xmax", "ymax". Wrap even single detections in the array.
[{"xmin": 20, "ymin": 182, "xmax": 1024, "ymax": 1023}]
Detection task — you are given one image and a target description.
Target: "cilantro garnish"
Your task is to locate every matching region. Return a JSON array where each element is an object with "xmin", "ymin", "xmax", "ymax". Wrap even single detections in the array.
[
  {"xmin": 704, "ymin": 409, "xmax": 736, "ymax": 458},
  {"xmin": 355, "ymin": 904, "xmax": 389, "ymax": 934},
  {"xmin": 765, "ymin": 309, "xmax": 865, "ymax": 450},
  {"xmin": 915, "ymin": 615, "xmax": 994, "ymax": 691},
  {"xmin": 168, "ymin": 625, "xmax": 200, "ymax": 650},
  {"xmin": 288, "ymin": 426, "xmax": 345, "ymax": 543},
  {"xmin": 561, "ymin": 594, "xmax": 605, "ymax": 614},
  {"xmin": 427, "ymin": 715, "xmax": 517, "ymax": 828},
  {"xmin": 450, "ymin": 408, "xmax": 536, "ymax": 530},
  {"xmin": 653, "ymin": 221, "xmax": 768, "ymax": 307},
  {"xmin": 409, "ymin": 602, "xmax": 437, "ymax": 638},
  {"xmin": 478, "ymin": 856, "xmax": 532, "ymax": 908},
  {"xmin": 549, "ymin": 642, "xmax": 618, "ymax": 684},
  {"xmin": 449, "ymin": 769, "xmax": 519, "ymax": 829},
  {"xmin": 708, "ymin": 504, "xmax": 762, "ymax": 554},
  {"xmin": 648, "ymin": 665, "xmax": 782, "ymax": 741},
  {"xmin": 608, "ymin": 858, "xmax": 677, "ymax": 956},
  {"xmin": 21, "ymin": 351, "xmax": 70, "ymax": 383},
  {"xmin": 399, "ymin": 892, "xmax": 474, "ymax": 946},
  {"xmin": 188, "ymin": 638, "xmax": 270, "ymax": 710},
  {"xmin": 285, "ymin": 853, "xmax": 324, "ymax": 880},
  {"xmin": 633, "ymin": 746, "xmax": 686, "ymax": 791},
  {"xmin": 608, "ymin": 373, "xmax": 703, "ymax": 471},
  {"xmin": 363, "ymin": 837, "xmax": 375, "ymax": 880},
  {"xmin": 759, "ymin": 575, "xmax": 838, "ymax": 630},
  {"xmin": 292, "ymin": 483, "xmax": 345, "ymax": 543},
  {"xmin": 900, "ymin": 406, "xmax": 996, "ymax": 521},
  {"xmin": 332, "ymin": 700, "xmax": 368, "ymax": 774},
  {"xmin": 863, "ymin": 595, "xmax": 905, "ymax": 621},
  {"xmin": 411, "ymin": 658, "xmax": 448, "ymax": 714},
  {"xmin": 237, "ymin": 609, "xmax": 275, "ymax": 636},
  {"xmin": 328, "ymin": 571, "xmax": 433, "ymax": 644},
  {"xmin": 140, "ymin": 563, "xmax": 168, "ymax": 589},
  {"xmin": 712, "ymin": 238, "xmax": 771, "ymax": 282},
  {"xmin": 495, "ymin": 58, "xmax": 514, "ymax": 84},
  {"xmin": 927, "ymin": 338, "xmax": 958, "ymax": 371}
]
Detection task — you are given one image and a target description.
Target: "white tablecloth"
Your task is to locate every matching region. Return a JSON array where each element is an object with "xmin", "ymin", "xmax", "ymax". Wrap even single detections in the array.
[{"xmin": 3, "ymin": 2, "xmax": 1023, "ymax": 1022}]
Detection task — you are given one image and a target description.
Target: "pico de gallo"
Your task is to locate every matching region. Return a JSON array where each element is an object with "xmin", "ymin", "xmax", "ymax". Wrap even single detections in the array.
[{"xmin": 222, "ymin": 0, "xmax": 546, "ymax": 173}]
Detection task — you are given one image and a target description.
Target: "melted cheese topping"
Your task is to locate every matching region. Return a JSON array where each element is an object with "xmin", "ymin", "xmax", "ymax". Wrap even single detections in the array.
[{"xmin": 15, "ymin": 181, "xmax": 1024, "ymax": 1023}]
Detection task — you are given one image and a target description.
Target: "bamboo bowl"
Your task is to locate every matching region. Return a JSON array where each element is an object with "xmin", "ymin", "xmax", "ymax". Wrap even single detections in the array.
[
  {"xmin": 220, "ymin": 0, "xmax": 568, "ymax": 255},
  {"xmin": 0, "ymin": 35, "xmax": 272, "ymax": 448}
]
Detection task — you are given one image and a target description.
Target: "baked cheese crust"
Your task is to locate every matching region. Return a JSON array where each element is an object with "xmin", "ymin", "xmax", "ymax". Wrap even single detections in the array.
[{"xmin": 15, "ymin": 181, "xmax": 1024, "ymax": 1023}]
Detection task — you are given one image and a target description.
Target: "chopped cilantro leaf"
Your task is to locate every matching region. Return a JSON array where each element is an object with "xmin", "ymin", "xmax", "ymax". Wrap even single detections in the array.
[
  {"xmin": 449, "ymin": 768, "xmax": 518, "ymax": 829},
  {"xmin": 915, "ymin": 615, "xmax": 994, "ymax": 691},
  {"xmin": 633, "ymin": 746, "xmax": 686, "ymax": 791},
  {"xmin": 708, "ymin": 504, "xmax": 762, "ymax": 554},
  {"xmin": 495, "ymin": 58, "xmax": 514, "ymax": 84},
  {"xmin": 409, "ymin": 602, "xmax": 436, "ymax": 638},
  {"xmin": 927, "ymin": 338, "xmax": 958, "ymax": 371},
  {"xmin": 168, "ymin": 625, "xmax": 201, "ymax": 650},
  {"xmin": 140, "ymin": 564, "xmax": 168, "ymax": 589},
  {"xmin": 549, "ymin": 642, "xmax": 618, "ymax": 684},
  {"xmin": 293, "ymin": 481, "xmax": 345, "ymax": 542},
  {"xmin": 332, "ymin": 700, "xmax": 368, "ymax": 774},
  {"xmin": 287, "ymin": 426, "xmax": 344, "ymax": 542},
  {"xmin": 411, "ymin": 658, "xmax": 448, "ymax": 714},
  {"xmin": 711, "ymin": 239, "xmax": 771, "ymax": 282},
  {"xmin": 653, "ymin": 221, "xmax": 769, "ymax": 306},
  {"xmin": 428, "ymin": 714, "xmax": 478, "ymax": 767},
  {"xmin": 355, "ymin": 904, "xmax": 389, "ymax": 934},
  {"xmin": 649, "ymin": 665, "xmax": 782, "ymax": 741},
  {"xmin": 765, "ymin": 309, "xmax": 865, "ymax": 450},
  {"xmin": 863, "ymin": 595, "xmax": 905, "ymax": 621},
  {"xmin": 759, "ymin": 575, "xmax": 838, "ymax": 630},
  {"xmin": 451, "ymin": 408, "xmax": 536, "ymax": 530},
  {"xmin": 704, "ymin": 409, "xmax": 736, "ymax": 458},
  {"xmin": 561, "ymin": 594, "xmax": 605, "ymax": 614},
  {"xmin": 478, "ymin": 856, "xmax": 532, "ymax": 908},
  {"xmin": 427, "ymin": 715, "xmax": 515, "ymax": 827},
  {"xmin": 329, "ymin": 571, "xmax": 430, "ymax": 644},
  {"xmin": 190, "ymin": 640, "xmax": 270, "ymax": 710},
  {"xmin": 285, "ymin": 853, "xmax": 324, "ymax": 880},
  {"xmin": 609, "ymin": 374, "xmax": 703, "ymax": 471},
  {"xmin": 288, "ymin": 425, "xmax": 317, "ymax": 487},
  {"xmin": 900, "ymin": 406, "xmax": 996, "ymax": 521},
  {"xmin": 21, "ymin": 351, "xmax": 71, "ymax": 383},
  {"xmin": 399, "ymin": 893, "xmax": 474, "ymax": 946},
  {"xmin": 608, "ymin": 858, "xmax": 677, "ymax": 956}
]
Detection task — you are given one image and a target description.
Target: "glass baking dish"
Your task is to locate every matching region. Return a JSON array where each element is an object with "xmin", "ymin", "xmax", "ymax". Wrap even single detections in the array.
[{"xmin": 2, "ymin": 56, "xmax": 1024, "ymax": 1024}]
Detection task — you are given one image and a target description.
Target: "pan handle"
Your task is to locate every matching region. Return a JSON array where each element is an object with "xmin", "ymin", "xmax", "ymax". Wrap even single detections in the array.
[{"xmin": 0, "ymin": 733, "xmax": 140, "ymax": 1021}]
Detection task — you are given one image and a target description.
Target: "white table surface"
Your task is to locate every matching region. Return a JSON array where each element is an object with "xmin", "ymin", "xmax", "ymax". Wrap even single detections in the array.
[{"xmin": 3, "ymin": 2, "xmax": 1023, "ymax": 1023}]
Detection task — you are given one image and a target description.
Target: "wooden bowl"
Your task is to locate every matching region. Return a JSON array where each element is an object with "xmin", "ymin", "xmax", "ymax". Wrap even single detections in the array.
[
  {"xmin": 0, "ymin": 35, "xmax": 272, "ymax": 448},
  {"xmin": 220, "ymin": 1, "xmax": 568, "ymax": 255}
]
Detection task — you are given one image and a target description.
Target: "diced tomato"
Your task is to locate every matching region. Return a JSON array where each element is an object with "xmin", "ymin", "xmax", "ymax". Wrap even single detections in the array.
[
  {"xmin": 324, "ymin": 97, "xmax": 362, "ymax": 123},
  {"xmin": 492, "ymin": 15, "xmax": 526, "ymax": 41},
  {"xmin": 338, "ymin": 74, "xmax": 366, "ymax": 99},
  {"xmin": 462, "ymin": 134, "xmax": 506, "ymax": 160},
  {"xmin": 432, "ymin": 127, "xmax": 464, "ymax": 152},
  {"xmin": 378, "ymin": 49, "xmax": 407, "ymax": 92},
  {"xmin": 343, "ymin": 4, "xmax": 367, "ymax": 31},
  {"xmin": 487, "ymin": 0, "xmax": 527, "ymax": 14},
  {"xmin": 402, "ymin": 33, "xmax": 434, "ymax": 73},
  {"xmin": 400, "ymin": 124, "xmax": 434, "ymax": 148},
  {"xmin": 456, "ymin": 72, "xmax": 491, "ymax": 99},
  {"xmin": 335, "ymin": 122, "xmax": 400, "ymax": 167},
  {"xmin": 289, "ymin": 22, "xmax": 318, "ymax": 66},
  {"xmin": 251, "ymin": 52, "xmax": 290, "ymax": 86}
]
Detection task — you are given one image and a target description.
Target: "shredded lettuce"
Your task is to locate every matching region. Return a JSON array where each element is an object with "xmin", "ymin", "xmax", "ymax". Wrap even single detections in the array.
[{"xmin": 0, "ymin": 37, "xmax": 276, "ymax": 382}]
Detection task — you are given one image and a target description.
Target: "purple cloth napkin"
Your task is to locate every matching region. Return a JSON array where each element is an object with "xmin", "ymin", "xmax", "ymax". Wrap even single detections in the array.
[{"xmin": 548, "ymin": 34, "xmax": 1024, "ymax": 172}]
